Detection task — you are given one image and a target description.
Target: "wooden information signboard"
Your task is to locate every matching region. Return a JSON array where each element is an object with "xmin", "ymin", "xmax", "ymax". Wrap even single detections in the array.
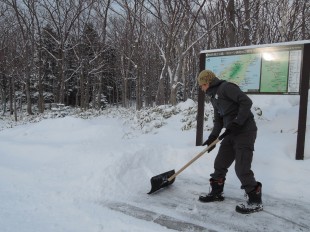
[{"xmin": 196, "ymin": 41, "xmax": 310, "ymax": 160}]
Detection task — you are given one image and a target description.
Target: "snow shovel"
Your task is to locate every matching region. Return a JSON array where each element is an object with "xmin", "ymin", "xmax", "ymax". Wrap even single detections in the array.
[{"xmin": 147, "ymin": 135, "xmax": 224, "ymax": 194}]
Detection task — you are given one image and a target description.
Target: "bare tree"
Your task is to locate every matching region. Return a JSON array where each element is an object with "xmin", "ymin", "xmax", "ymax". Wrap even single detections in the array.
[
  {"xmin": 139, "ymin": 0, "xmax": 207, "ymax": 105},
  {"xmin": 225, "ymin": 0, "xmax": 236, "ymax": 47},
  {"xmin": 40, "ymin": 0, "xmax": 94, "ymax": 104},
  {"xmin": 3, "ymin": 0, "xmax": 36, "ymax": 115},
  {"xmin": 92, "ymin": 0, "xmax": 112, "ymax": 109},
  {"xmin": 27, "ymin": 0, "xmax": 45, "ymax": 113},
  {"xmin": 112, "ymin": 0, "xmax": 143, "ymax": 108}
]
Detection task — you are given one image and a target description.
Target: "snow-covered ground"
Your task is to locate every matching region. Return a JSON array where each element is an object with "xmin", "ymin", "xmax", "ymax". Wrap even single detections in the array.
[{"xmin": 0, "ymin": 93, "xmax": 309, "ymax": 232}]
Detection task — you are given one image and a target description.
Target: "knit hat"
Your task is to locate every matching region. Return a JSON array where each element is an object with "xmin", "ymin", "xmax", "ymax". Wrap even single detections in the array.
[{"xmin": 197, "ymin": 70, "xmax": 216, "ymax": 86}]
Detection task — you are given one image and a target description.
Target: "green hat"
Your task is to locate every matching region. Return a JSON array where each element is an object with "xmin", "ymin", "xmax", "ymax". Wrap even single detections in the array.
[{"xmin": 197, "ymin": 70, "xmax": 216, "ymax": 85}]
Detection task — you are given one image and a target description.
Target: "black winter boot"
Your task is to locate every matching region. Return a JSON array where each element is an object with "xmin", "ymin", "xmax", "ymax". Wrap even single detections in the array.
[
  {"xmin": 199, "ymin": 178, "xmax": 225, "ymax": 203},
  {"xmin": 236, "ymin": 182, "xmax": 263, "ymax": 214}
]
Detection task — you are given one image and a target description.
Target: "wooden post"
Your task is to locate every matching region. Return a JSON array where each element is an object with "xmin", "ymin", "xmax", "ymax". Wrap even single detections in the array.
[
  {"xmin": 295, "ymin": 43, "xmax": 310, "ymax": 160},
  {"xmin": 196, "ymin": 53, "xmax": 206, "ymax": 146}
]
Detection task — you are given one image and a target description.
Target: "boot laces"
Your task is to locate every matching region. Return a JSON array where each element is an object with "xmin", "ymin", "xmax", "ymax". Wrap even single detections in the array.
[{"xmin": 243, "ymin": 192, "xmax": 248, "ymax": 200}]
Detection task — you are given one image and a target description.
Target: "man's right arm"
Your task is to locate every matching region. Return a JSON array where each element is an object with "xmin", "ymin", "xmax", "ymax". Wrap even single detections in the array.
[{"xmin": 210, "ymin": 108, "xmax": 223, "ymax": 138}]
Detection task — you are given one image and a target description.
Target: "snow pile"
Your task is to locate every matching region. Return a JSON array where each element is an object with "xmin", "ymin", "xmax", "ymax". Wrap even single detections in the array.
[{"xmin": 0, "ymin": 94, "xmax": 309, "ymax": 232}]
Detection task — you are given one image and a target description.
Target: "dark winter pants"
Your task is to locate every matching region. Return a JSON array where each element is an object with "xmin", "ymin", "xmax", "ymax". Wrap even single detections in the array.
[{"xmin": 210, "ymin": 130, "xmax": 258, "ymax": 193}]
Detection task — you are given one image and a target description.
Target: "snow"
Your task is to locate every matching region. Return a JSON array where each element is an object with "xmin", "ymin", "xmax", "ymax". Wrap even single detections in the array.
[{"xmin": 0, "ymin": 93, "xmax": 310, "ymax": 232}]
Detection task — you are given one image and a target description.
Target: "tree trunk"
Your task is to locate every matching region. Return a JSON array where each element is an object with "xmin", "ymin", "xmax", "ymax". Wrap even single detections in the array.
[
  {"xmin": 243, "ymin": 0, "xmax": 250, "ymax": 45},
  {"xmin": 59, "ymin": 47, "xmax": 65, "ymax": 104},
  {"xmin": 301, "ymin": 1, "xmax": 307, "ymax": 39},
  {"xmin": 80, "ymin": 73, "xmax": 85, "ymax": 109},
  {"xmin": 9, "ymin": 75, "xmax": 13, "ymax": 115},
  {"xmin": 136, "ymin": 68, "xmax": 142, "ymax": 110},
  {"xmin": 156, "ymin": 77, "xmax": 165, "ymax": 105},
  {"xmin": 75, "ymin": 87, "xmax": 80, "ymax": 107},
  {"xmin": 25, "ymin": 74, "xmax": 33, "ymax": 115},
  {"xmin": 97, "ymin": 76, "xmax": 103, "ymax": 109},
  {"xmin": 226, "ymin": 0, "xmax": 236, "ymax": 47},
  {"xmin": 12, "ymin": 75, "xmax": 17, "ymax": 121},
  {"xmin": 251, "ymin": 0, "xmax": 260, "ymax": 44},
  {"xmin": 170, "ymin": 85, "xmax": 177, "ymax": 106},
  {"xmin": 37, "ymin": 44, "xmax": 45, "ymax": 113}
]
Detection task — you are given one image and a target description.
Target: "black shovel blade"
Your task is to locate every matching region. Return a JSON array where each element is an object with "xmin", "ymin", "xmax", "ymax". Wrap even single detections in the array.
[{"xmin": 147, "ymin": 169, "xmax": 175, "ymax": 194}]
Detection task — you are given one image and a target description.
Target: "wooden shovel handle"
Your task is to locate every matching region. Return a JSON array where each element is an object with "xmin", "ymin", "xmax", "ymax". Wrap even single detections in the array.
[{"xmin": 167, "ymin": 138, "xmax": 220, "ymax": 182}]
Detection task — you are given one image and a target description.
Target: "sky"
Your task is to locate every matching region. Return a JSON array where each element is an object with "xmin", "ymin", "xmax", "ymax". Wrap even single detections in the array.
[{"xmin": 0, "ymin": 92, "xmax": 309, "ymax": 232}]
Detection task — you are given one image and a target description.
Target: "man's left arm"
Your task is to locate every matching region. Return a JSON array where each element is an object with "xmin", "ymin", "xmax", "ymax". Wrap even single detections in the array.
[{"xmin": 224, "ymin": 83, "xmax": 252, "ymax": 126}]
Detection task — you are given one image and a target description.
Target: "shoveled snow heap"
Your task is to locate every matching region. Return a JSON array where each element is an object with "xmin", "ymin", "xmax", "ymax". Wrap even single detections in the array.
[{"xmin": 0, "ymin": 94, "xmax": 309, "ymax": 232}]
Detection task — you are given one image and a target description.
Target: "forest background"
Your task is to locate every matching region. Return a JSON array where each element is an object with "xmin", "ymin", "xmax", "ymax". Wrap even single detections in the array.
[{"xmin": 0, "ymin": 0, "xmax": 309, "ymax": 119}]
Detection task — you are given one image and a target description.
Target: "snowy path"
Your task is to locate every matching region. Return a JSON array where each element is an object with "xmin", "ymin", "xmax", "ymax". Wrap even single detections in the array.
[{"xmin": 103, "ymin": 176, "xmax": 310, "ymax": 232}]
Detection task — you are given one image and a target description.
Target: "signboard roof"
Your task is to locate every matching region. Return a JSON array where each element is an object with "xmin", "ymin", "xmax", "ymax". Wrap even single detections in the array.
[{"xmin": 201, "ymin": 40, "xmax": 310, "ymax": 54}]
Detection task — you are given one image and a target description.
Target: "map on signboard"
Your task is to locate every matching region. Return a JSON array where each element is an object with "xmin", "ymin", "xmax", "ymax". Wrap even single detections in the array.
[
  {"xmin": 260, "ymin": 51, "xmax": 289, "ymax": 92},
  {"xmin": 203, "ymin": 44, "xmax": 303, "ymax": 94},
  {"xmin": 288, "ymin": 50, "xmax": 302, "ymax": 93},
  {"xmin": 205, "ymin": 53, "xmax": 261, "ymax": 92}
]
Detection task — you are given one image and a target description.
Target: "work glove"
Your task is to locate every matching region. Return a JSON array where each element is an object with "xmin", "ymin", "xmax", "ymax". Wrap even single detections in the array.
[
  {"xmin": 202, "ymin": 135, "xmax": 217, "ymax": 152},
  {"xmin": 224, "ymin": 122, "xmax": 242, "ymax": 136}
]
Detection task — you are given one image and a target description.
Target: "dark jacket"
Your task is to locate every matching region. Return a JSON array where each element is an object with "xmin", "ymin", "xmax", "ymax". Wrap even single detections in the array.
[{"xmin": 206, "ymin": 77, "xmax": 257, "ymax": 137}]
